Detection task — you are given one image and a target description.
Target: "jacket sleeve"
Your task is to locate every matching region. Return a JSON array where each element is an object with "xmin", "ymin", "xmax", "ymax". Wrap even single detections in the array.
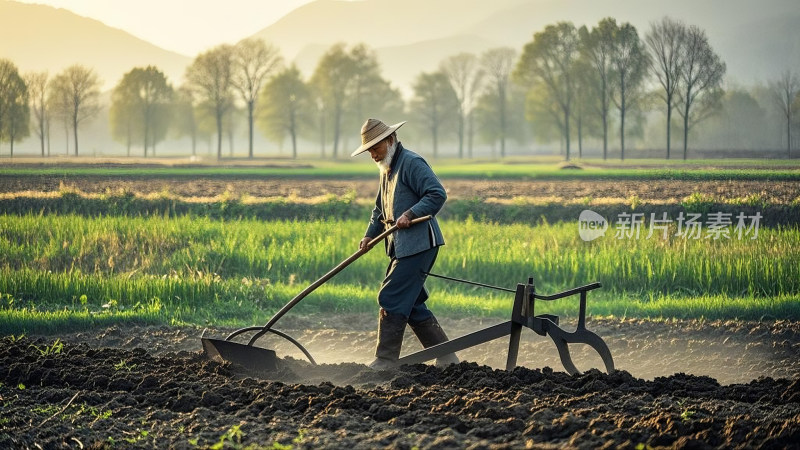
[
  {"xmin": 404, "ymin": 158, "xmax": 447, "ymax": 218},
  {"xmin": 365, "ymin": 189, "xmax": 384, "ymax": 238}
]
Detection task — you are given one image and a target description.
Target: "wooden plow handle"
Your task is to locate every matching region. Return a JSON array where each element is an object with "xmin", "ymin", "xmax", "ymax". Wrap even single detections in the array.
[{"xmin": 225, "ymin": 215, "xmax": 434, "ymax": 346}]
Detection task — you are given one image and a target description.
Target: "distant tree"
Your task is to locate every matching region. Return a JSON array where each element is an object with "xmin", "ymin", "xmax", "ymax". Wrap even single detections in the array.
[
  {"xmin": 676, "ymin": 25, "xmax": 726, "ymax": 159},
  {"xmin": 479, "ymin": 47, "xmax": 517, "ymax": 157},
  {"xmin": 515, "ymin": 22, "xmax": 581, "ymax": 160},
  {"xmin": 224, "ymin": 106, "xmax": 243, "ymax": 157},
  {"xmin": 646, "ymin": 17, "xmax": 686, "ymax": 159},
  {"xmin": 47, "ymin": 65, "xmax": 101, "ymax": 156},
  {"xmin": 572, "ymin": 57, "xmax": 602, "ymax": 158},
  {"xmin": 110, "ymin": 66, "xmax": 174, "ymax": 157},
  {"xmin": 232, "ymin": 38, "xmax": 283, "ymax": 159},
  {"xmin": 47, "ymin": 73, "xmax": 71, "ymax": 154},
  {"xmin": 185, "ymin": 44, "xmax": 235, "ymax": 159},
  {"xmin": 770, "ymin": 69, "xmax": 800, "ymax": 156},
  {"xmin": 172, "ymin": 86, "xmax": 202, "ymax": 156},
  {"xmin": 345, "ymin": 44, "xmax": 382, "ymax": 132},
  {"xmin": 109, "ymin": 84, "xmax": 138, "ymax": 156},
  {"xmin": 310, "ymin": 43, "xmax": 354, "ymax": 158},
  {"xmin": 0, "ymin": 60, "xmax": 28, "ymax": 156},
  {"xmin": 342, "ymin": 45, "xmax": 404, "ymax": 151},
  {"xmin": 258, "ymin": 65, "xmax": 311, "ymax": 158},
  {"xmin": 581, "ymin": 19, "xmax": 617, "ymax": 159},
  {"xmin": 524, "ymin": 83, "xmax": 565, "ymax": 146},
  {"xmin": 411, "ymin": 70, "xmax": 459, "ymax": 158},
  {"xmin": 610, "ymin": 22, "xmax": 650, "ymax": 160},
  {"xmin": 475, "ymin": 79, "xmax": 529, "ymax": 158},
  {"xmin": 793, "ymin": 93, "xmax": 800, "ymax": 152},
  {"xmin": 695, "ymin": 88, "xmax": 768, "ymax": 150},
  {"xmin": 440, "ymin": 52, "xmax": 483, "ymax": 158},
  {"xmin": 24, "ymin": 71, "xmax": 49, "ymax": 156}
]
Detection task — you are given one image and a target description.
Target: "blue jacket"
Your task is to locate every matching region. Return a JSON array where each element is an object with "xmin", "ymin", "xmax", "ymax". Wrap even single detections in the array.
[{"xmin": 364, "ymin": 143, "xmax": 446, "ymax": 258}]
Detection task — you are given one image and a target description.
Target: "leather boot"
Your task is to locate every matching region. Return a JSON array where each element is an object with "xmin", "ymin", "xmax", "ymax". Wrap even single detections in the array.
[
  {"xmin": 368, "ymin": 309, "xmax": 407, "ymax": 370},
  {"xmin": 409, "ymin": 315, "xmax": 460, "ymax": 367}
]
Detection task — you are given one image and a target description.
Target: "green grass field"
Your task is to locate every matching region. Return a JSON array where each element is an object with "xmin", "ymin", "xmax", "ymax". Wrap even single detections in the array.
[
  {"xmin": 2, "ymin": 158, "xmax": 799, "ymax": 181},
  {"xmin": 1, "ymin": 214, "xmax": 797, "ymax": 335}
]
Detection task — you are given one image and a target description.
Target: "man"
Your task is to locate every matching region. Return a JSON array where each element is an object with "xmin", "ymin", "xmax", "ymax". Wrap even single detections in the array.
[{"xmin": 351, "ymin": 118, "xmax": 459, "ymax": 369}]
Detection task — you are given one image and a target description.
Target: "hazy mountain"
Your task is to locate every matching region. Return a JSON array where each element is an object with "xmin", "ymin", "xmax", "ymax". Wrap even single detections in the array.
[
  {"xmin": 460, "ymin": 0, "xmax": 800, "ymax": 85},
  {"xmin": 254, "ymin": 0, "xmax": 799, "ymax": 95},
  {"xmin": 0, "ymin": 0, "xmax": 191, "ymax": 90},
  {"xmin": 251, "ymin": 0, "xmax": 524, "ymax": 59}
]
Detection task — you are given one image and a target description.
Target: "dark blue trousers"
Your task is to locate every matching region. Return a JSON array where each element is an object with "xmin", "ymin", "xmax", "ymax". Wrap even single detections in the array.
[{"xmin": 378, "ymin": 246, "xmax": 439, "ymax": 324}]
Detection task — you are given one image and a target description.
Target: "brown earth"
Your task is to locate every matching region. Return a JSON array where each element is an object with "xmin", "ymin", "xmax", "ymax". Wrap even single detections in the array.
[
  {"xmin": 2, "ymin": 317, "xmax": 799, "ymax": 448},
  {"xmin": 2, "ymin": 175, "xmax": 798, "ymax": 447},
  {"xmin": 3, "ymin": 176, "xmax": 799, "ymax": 204}
]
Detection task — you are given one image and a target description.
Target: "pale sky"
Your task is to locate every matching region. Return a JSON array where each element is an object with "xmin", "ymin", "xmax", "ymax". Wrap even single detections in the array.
[{"xmin": 15, "ymin": 0, "xmax": 316, "ymax": 56}]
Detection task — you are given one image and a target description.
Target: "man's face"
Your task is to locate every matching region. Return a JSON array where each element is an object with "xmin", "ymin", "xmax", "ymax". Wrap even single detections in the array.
[{"xmin": 367, "ymin": 137, "xmax": 390, "ymax": 162}]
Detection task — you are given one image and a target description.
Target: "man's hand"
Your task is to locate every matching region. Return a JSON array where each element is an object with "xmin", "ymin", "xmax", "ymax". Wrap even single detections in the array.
[
  {"xmin": 359, "ymin": 237, "xmax": 372, "ymax": 250},
  {"xmin": 396, "ymin": 214, "xmax": 412, "ymax": 229}
]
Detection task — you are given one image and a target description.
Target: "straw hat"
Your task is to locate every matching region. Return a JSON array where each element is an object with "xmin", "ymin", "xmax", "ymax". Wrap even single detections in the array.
[{"xmin": 350, "ymin": 118, "xmax": 406, "ymax": 157}]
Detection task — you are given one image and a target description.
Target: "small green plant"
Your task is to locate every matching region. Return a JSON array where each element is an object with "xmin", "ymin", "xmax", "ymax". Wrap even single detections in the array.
[
  {"xmin": 30, "ymin": 339, "xmax": 64, "ymax": 356},
  {"xmin": 17, "ymin": 384, "xmax": 25, "ymax": 390},
  {"xmin": 681, "ymin": 192, "xmax": 715, "ymax": 212},
  {"xmin": 292, "ymin": 429, "xmax": 307, "ymax": 444},
  {"xmin": 91, "ymin": 407, "xmax": 113, "ymax": 420},
  {"xmin": 680, "ymin": 409, "xmax": 696, "ymax": 422},
  {"xmin": 628, "ymin": 194, "xmax": 641, "ymax": 210},
  {"xmin": 210, "ymin": 424, "xmax": 243, "ymax": 450},
  {"xmin": 113, "ymin": 359, "xmax": 138, "ymax": 372},
  {"xmin": 123, "ymin": 430, "xmax": 150, "ymax": 444},
  {"xmin": 102, "ymin": 299, "xmax": 119, "ymax": 311},
  {"xmin": 7, "ymin": 334, "xmax": 25, "ymax": 343},
  {"xmin": 32, "ymin": 405, "xmax": 60, "ymax": 415}
]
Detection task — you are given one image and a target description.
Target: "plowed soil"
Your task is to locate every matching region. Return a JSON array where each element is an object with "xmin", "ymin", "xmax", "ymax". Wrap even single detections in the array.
[
  {"xmin": 2, "ymin": 317, "xmax": 799, "ymax": 448},
  {"xmin": 3, "ymin": 176, "xmax": 799, "ymax": 204}
]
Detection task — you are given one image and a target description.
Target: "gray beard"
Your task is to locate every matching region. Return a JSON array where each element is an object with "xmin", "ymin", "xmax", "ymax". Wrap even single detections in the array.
[{"xmin": 375, "ymin": 141, "xmax": 397, "ymax": 174}]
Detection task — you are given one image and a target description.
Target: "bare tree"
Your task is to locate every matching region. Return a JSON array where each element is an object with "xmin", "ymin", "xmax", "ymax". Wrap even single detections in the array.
[
  {"xmin": 25, "ymin": 71, "xmax": 49, "ymax": 156},
  {"xmin": 441, "ymin": 53, "xmax": 483, "ymax": 158},
  {"xmin": 479, "ymin": 47, "xmax": 517, "ymax": 158},
  {"xmin": 186, "ymin": 45, "xmax": 235, "ymax": 159},
  {"xmin": 232, "ymin": 38, "xmax": 282, "ymax": 159},
  {"xmin": 646, "ymin": 17, "xmax": 686, "ymax": 159},
  {"xmin": 675, "ymin": 25, "xmax": 726, "ymax": 159},
  {"xmin": 47, "ymin": 65, "xmax": 101, "ymax": 156},
  {"xmin": 770, "ymin": 69, "xmax": 800, "ymax": 156},
  {"xmin": 47, "ymin": 75, "xmax": 71, "ymax": 154},
  {"xmin": 515, "ymin": 22, "xmax": 581, "ymax": 160},
  {"xmin": 611, "ymin": 22, "xmax": 649, "ymax": 160}
]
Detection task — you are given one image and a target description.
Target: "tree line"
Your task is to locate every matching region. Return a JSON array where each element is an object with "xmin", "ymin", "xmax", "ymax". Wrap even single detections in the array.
[{"xmin": 1, "ymin": 16, "xmax": 798, "ymax": 160}]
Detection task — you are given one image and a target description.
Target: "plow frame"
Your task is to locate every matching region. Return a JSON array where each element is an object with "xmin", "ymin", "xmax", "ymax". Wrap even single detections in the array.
[{"xmin": 397, "ymin": 277, "xmax": 615, "ymax": 375}]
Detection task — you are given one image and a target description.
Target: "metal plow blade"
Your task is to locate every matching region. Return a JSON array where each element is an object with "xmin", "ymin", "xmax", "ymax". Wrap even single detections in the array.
[{"xmin": 201, "ymin": 337, "xmax": 277, "ymax": 372}]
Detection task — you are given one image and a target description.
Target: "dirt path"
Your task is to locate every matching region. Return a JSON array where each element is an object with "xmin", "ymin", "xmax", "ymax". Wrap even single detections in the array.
[{"xmin": 2, "ymin": 317, "xmax": 799, "ymax": 448}]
